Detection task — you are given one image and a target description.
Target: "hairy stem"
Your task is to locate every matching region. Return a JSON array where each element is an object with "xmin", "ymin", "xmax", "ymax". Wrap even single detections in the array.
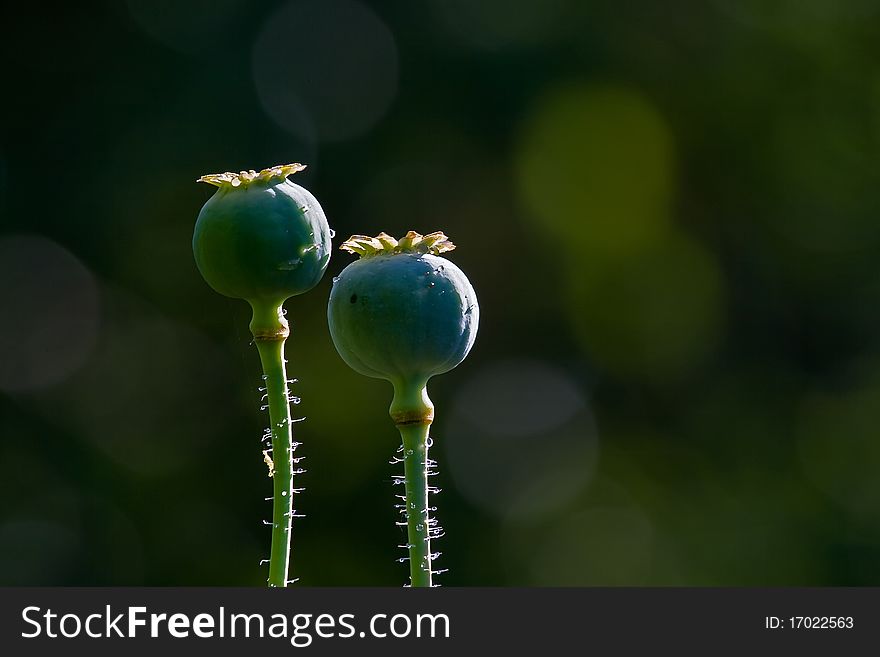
[
  {"xmin": 252, "ymin": 301, "xmax": 295, "ymax": 587},
  {"xmin": 398, "ymin": 422, "xmax": 432, "ymax": 587},
  {"xmin": 391, "ymin": 381, "xmax": 434, "ymax": 587}
]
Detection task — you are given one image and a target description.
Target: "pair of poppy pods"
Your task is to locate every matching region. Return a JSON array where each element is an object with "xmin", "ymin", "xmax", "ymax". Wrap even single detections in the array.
[
  {"xmin": 192, "ymin": 163, "xmax": 479, "ymax": 402},
  {"xmin": 193, "ymin": 163, "xmax": 478, "ymax": 587}
]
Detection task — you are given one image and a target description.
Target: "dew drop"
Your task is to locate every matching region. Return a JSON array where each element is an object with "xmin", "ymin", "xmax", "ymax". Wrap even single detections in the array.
[
  {"xmin": 281, "ymin": 491, "xmax": 287, "ymax": 496},
  {"xmin": 329, "ymin": 228, "xmax": 337, "ymax": 238},
  {"xmin": 416, "ymin": 524, "xmax": 424, "ymax": 532}
]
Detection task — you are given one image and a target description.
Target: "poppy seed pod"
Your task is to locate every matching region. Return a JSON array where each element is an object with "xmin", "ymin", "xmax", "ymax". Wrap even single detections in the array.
[
  {"xmin": 192, "ymin": 163, "xmax": 332, "ymax": 588},
  {"xmin": 328, "ymin": 231, "xmax": 479, "ymax": 413},
  {"xmin": 328, "ymin": 231, "xmax": 478, "ymax": 587},
  {"xmin": 193, "ymin": 163, "xmax": 332, "ymax": 336}
]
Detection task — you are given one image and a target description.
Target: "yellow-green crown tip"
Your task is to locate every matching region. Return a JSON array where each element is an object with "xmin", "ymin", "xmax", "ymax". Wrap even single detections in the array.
[
  {"xmin": 196, "ymin": 163, "xmax": 307, "ymax": 187},
  {"xmin": 340, "ymin": 231, "xmax": 456, "ymax": 258}
]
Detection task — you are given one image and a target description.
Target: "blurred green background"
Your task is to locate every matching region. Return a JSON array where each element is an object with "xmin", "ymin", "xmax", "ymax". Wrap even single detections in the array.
[{"xmin": 2, "ymin": 0, "xmax": 880, "ymax": 586}]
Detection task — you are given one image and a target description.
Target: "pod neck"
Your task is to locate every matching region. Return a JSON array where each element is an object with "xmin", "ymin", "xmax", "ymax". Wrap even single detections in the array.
[
  {"xmin": 249, "ymin": 299, "xmax": 289, "ymax": 341},
  {"xmin": 390, "ymin": 379, "xmax": 434, "ymax": 427}
]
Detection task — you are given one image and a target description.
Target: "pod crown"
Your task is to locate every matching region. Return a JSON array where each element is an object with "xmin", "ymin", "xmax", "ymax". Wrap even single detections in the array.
[
  {"xmin": 340, "ymin": 231, "xmax": 456, "ymax": 258},
  {"xmin": 197, "ymin": 163, "xmax": 306, "ymax": 188}
]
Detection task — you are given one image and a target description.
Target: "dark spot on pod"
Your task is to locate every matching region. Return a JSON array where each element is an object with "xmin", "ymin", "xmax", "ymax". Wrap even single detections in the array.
[{"xmin": 350, "ymin": 294, "xmax": 358, "ymax": 303}]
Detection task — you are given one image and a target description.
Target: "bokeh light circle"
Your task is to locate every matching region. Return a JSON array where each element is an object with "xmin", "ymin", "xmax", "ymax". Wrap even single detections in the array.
[
  {"xmin": 797, "ymin": 386, "xmax": 880, "ymax": 518},
  {"xmin": 252, "ymin": 0, "xmax": 398, "ymax": 142},
  {"xmin": 567, "ymin": 231, "xmax": 725, "ymax": 381},
  {"xmin": 48, "ymin": 290, "xmax": 232, "ymax": 478},
  {"xmin": 0, "ymin": 235, "xmax": 99, "ymax": 393},
  {"xmin": 444, "ymin": 359, "xmax": 598, "ymax": 520},
  {"xmin": 516, "ymin": 83, "xmax": 674, "ymax": 256}
]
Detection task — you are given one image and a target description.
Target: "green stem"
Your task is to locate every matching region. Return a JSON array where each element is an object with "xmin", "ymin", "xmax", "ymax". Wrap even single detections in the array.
[
  {"xmin": 399, "ymin": 423, "xmax": 432, "ymax": 587},
  {"xmin": 251, "ymin": 301, "xmax": 295, "ymax": 588},
  {"xmin": 391, "ymin": 381, "xmax": 434, "ymax": 588}
]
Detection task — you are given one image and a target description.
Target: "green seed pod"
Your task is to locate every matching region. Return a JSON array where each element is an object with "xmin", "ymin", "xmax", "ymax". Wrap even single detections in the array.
[
  {"xmin": 193, "ymin": 163, "xmax": 332, "ymax": 337},
  {"xmin": 328, "ymin": 231, "xmax": 478, "ymax": 415},
  {"xmin": 327, "ymin": 230, "xmax": 478, "ymax": 586},
  {"xmin": 192, "ymin": 163, "xmax": 332, "ymax": 588}
]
